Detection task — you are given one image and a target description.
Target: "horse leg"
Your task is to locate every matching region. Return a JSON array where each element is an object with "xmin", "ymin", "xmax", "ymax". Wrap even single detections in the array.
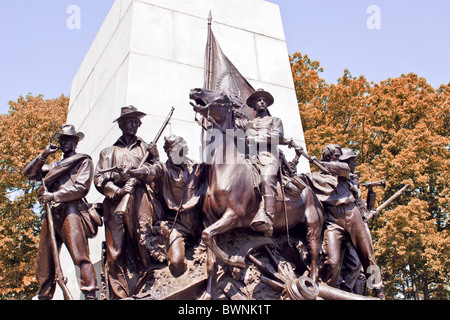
[
  {"xmin": 302, "ymin": 188, "xmax": 324, "ymax": 283},
  {"xmin": 202, "ymin": 208, "xmax": 246, "ymax": 269},
  {"xmin": 204, "ymin": 246, "xmax": 217, "ymax": 300},
  {"xmin": 306, "ymin": 224, "xmax": 321, "ymax": 283}
]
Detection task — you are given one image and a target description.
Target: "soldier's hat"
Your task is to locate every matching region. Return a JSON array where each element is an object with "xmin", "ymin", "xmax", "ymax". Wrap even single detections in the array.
[
  {"xmin": 163, "ymin": 135, "xmax": 186, "ymax": 153},
  {"xmin": 53, "ymin": 124, "xmax": 85, "ymax": 141},
  {"xmin": 246, "ymin": 89, "xmax": 274, "ymax": 108},
  {"xmin": 339, "ymin": 148, "xmax": 358, "ymax": 161},
  {"xmin": 113, "ymin": 105, "xmax": 147, "ymax": 123}
]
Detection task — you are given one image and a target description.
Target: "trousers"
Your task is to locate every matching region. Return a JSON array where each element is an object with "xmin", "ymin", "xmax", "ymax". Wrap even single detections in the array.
[
  {"xmin": 36, "ymin": 202, "xmax": 97, "ymax": 299},
  {"xmin": 321, "ymin": 202, "xmax": 381, "ymax": 289}
]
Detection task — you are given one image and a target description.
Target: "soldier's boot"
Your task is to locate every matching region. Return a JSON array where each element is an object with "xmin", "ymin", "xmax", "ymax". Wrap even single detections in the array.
[{"xmin": 251, "ymin": 195, "xmax": 276, "ymax": 237}]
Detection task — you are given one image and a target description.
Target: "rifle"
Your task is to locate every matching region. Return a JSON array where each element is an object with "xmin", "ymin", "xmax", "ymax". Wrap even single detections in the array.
[
  {"xmin": 42, "ymin": 180, "xmax": 73, "ymax": 300},
  {"xmin": 366, "ymin": 183, "xmax": 409, "ymax": 221},
  {"xmin": 278, "ymin": 150, "xmax": 307, "ymax": 191},
  {"xmin": 283, "ymin": 138, "xmax": 330, "ymax": 174},
  {"xmin": 115, "ymin": 107, "xmax": 175, "ymax": 215},
  {"xmin": 96, "ymin": 165, "xmax": 125, "ymax": 175},
  {"xmin": 361, "ymin": 179, "xmax": 386, "ymax": 189}
]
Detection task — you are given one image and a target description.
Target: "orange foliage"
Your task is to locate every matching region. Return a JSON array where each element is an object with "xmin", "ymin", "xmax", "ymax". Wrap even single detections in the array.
[
  {"xmin": 291, "ymin": 52, "xmax": 449, "ymax": 299},
  {"xmin": 0, "ymin": 94, "xmax": 68, "ymax": 299}
]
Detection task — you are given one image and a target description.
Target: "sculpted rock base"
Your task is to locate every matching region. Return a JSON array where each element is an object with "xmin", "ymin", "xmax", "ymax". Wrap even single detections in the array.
[{"xmin": 125, "ymin": 227, "xmax": 312, "ymax": 300}]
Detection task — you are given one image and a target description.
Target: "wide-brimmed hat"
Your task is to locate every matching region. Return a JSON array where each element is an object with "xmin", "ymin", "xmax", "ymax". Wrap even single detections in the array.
[
  {"xmin": 321, "ymin": 144, "xmax": 341, "ymax": 162},
  {"xmin": 246, "ymin": 88, "xmax": 274, "ymax": 108},
  {"xmin": 339, "ymin": 148, "xmax": 358, "ymax": 161},
  {"xmin": 163, "ymin": 135, "xmax": 186, "ymax": 153},
  {"xmin": 53, "ymin": 124, "xmax": 85, "ymax": 141},
  {"xmin": 113, "ymin": 105, "xmax": 147, "ymax": 123}
]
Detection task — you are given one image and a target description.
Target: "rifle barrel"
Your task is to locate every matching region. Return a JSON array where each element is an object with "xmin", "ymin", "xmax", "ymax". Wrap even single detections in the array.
[
  {"xmin": 376, "ymin": 183, "xmax": 409, "ymax": 213},
  {"xmin": 281, "ymin": 138, "xmax": 330, "ymax": 174},
  {"xmin": 298, "ymin": 149, "xmax": 330, "ymax": 173},
  {"xmin": 138, "ymin": 107, "xmax": 175, "ymax": 168},
  {"xmin": 361, "ymin": 179, "xmax": 386, "ymax": 189},
  {"xmin": 42, "ymin": 180, "xmax": 73, "ymax": 300},
  {"xmin": 151, "ymin": 107, "xmax": 175, "ymax": 145}
]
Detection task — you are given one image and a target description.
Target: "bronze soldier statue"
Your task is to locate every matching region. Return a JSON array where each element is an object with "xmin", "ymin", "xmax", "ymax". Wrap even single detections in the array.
[
  {"xmin": 128, "ymin": 135, "xmax": 205, "ymax": 277},
  {"xmin": 336, "ymin": 148, "xmax": 379, "ymax": 294},
  {"xmin": 307, "ymin": 144, "xmax": 384, "ymax": 298},
  {"xmin": 24, "ymin": 124, "xmax": 99, "ymax": 300},
  {"xmin": 94, "ymin": 106, "xmax": 161, "ymax": 299},
  {"xmin": 235, "ymin": 89, "xmax": 284, "ymax": 236}
]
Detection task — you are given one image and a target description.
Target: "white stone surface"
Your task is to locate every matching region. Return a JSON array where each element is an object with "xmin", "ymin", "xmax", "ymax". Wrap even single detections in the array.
[{"xmin": 61, "ymin": 0, "xmax": 308, "ymax": 300}]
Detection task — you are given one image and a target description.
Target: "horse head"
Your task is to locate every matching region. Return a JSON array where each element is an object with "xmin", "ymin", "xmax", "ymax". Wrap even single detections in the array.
[{"xmin": 189, "ymin": 88, "xmax": 242, "ymax": 128}]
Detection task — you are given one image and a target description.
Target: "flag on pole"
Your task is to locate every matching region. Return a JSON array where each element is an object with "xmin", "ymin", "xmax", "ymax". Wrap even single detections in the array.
[{"xmin": 203, "ymin": 11, "xmax": 256, "ymax": 119}]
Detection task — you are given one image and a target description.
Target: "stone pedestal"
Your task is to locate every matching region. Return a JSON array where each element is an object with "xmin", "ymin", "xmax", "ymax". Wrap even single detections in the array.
[{"xmin": 57, "ymin": 0, "xmax": 308, "ymax": 299}]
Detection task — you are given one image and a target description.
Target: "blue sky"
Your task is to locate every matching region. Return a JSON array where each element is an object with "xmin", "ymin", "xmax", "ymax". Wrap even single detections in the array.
[
  {"xmin": 1, "ymin": 0, "xmax": 449, "ymax": 115},
  {"xmin": 275, "ymin": 0, "xmax": 450, "ymax": 87}
]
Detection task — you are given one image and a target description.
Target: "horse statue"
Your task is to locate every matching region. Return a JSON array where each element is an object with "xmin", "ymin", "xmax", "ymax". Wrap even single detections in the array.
[{"xmin": 189, "ymin": 88, "xmax": 324, "ymax": 298}]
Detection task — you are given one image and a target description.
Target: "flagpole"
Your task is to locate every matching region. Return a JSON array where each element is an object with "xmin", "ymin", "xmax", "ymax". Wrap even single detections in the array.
[
  {"xmin": 201, "ymin": 11, "xmax": 213, "ymax": 161},
  {"xmin": 204, "ymin": 10, "xmax": 213, "ymax": 89}
]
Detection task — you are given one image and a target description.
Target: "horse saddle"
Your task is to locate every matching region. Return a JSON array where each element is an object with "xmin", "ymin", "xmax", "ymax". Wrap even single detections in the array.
[
  {"xmin": 277, "ymin": 174, "xmax": 307, "ymax": 200},
  {"xmin": 247, "ymin": 159, "xmax": 307, "ymax": 200}
]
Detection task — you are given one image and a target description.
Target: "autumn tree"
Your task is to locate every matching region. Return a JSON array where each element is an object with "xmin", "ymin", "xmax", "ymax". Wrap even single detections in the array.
[
  {"xmin": 0, "ymin": 94, "xmax": 68, "ymax": 299},
  {"xmin": 291, "ymin": 52, "xmax": 450, "ymax": 299},
  {"xmin": 368, "ymin": 77, "xmax": 450, "ymax": 299}
]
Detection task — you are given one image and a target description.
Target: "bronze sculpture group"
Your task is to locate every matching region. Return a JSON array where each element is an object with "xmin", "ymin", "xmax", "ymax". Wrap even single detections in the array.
[{"xmin": 25, "ymin": 88, "xmax": 394, "ymax": 300}]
